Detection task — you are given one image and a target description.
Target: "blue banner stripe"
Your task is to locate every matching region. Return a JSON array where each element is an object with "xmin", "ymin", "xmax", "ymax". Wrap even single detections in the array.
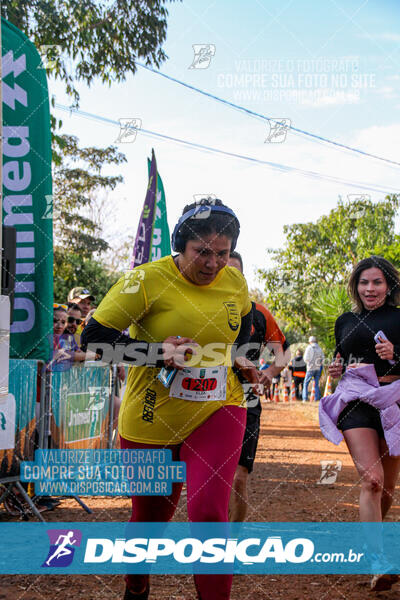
[{"xmin": 0, "ymin": 523, "xmax": 399, "ymax": 574}]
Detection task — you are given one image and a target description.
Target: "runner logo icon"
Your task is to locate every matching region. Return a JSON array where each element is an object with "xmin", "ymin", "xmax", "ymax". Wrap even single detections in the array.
[{"xmin": 42, "ymin": 529, "xmax": 82, "ymax": 567}]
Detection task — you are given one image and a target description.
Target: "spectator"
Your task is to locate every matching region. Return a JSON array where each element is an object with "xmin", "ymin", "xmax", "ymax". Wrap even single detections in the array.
[
  {"xmin": 67, "ymin": 287, "xmax": 95, "ymax": 318},
  {"xmin": 36, "ymin": 305, "xmax": 97, "ymax": 512},
  {"xmin": 51, "ymin": 304, "xmax": 94, "ymax": 370},
  {"xmin": 302, "ymin": 336, "xmax": 325, "ymax": 401},
  {"xmin": 289, "ymin": 348, "xmax": 307, "ymax": 399},
  {"xmin": 52, "ymin": 305, "xmax": 78, "ymax": 371},
  {"xmin": 66, "ymin": 303, "xmax": 83, "ymax": 345},
  {"xmin": 36, "ymin": 304, "xmax": 73, "ymax": 511},
  {"xmin": 271, "ymin": 373, "xmax": 281, "ymax": 399},
  {"xmin": 53, "ymin": 303, "xmax": 68, "ymax": 336},
  {"xmin": 281, "ymin": 365, "xmax": 292, "ymax": 396}
]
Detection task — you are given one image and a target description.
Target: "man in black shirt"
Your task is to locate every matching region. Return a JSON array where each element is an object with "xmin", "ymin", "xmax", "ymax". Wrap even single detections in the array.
[{"xmin": 227, "ymin": 252, "xmax": 290, "ymax": 521}]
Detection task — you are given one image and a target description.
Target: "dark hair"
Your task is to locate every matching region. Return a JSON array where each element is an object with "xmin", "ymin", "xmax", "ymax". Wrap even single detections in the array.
[
  {"xmin": 348, "ymin": 255, "xmax": 400, "ymax": 313},
  {"xmin": 68, "ymin": 303, "xmax": 82, "ymax": 313},
  {"xmin": 229, "ymin": 250, "xmax": 243, "ymax": 272},
  {"xmin": 179, "ymin": 198, "xmax": 240, "ymax": 248}
]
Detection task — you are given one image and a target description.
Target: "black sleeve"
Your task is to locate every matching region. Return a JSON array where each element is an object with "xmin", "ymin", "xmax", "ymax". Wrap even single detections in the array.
[
  {"xmin": 81, "ymin": 317, "xmax": 165, "ymax": 367},
  {"xmin": 393, "ymin": 345, "xmax": 400, "ymax": 363},
  {"xmin": 232, "ymin": 310, "xmax": 254, "ymax": 381},
  {"xmin": 81, "ymin": 317, "xmax": 132, "ymax": 349},
  {"xmin": 333, "ymin": 316, "xmax": 345, "ymax": 372},
  {"xmin": 333, "ymin": 318, "xmax": 341, "ymax": 356},
  {"xmin": 234, "ymin": 309, "xmax": 253, "ymax": 349}
]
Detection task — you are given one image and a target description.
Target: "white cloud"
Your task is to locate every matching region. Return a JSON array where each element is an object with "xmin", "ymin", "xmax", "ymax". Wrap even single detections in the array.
[
  {"xmin": 358, "ymin": 32, "xmax": 400, "ymax": 43},
  {"xmin": 375, "ymin": 86, "xmax": 398, "ymax": 100}
]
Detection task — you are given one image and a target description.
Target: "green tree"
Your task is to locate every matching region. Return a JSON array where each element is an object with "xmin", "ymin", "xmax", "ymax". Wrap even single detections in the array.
[
  {"xmin": 52, "ymin": 135, "xmax": 127, "ymax": 304},
  {"xmin": 258, "ymin": 195, "xmax": 399, "ymax": 335},
  {"xmin": 54, "ymin": 250, "xmax": 120, "ymax": 304},
  {"xmin": 53, "ymin": 134, "xmax": 126, "ymax": 257},
  {"xmin": 373, "ymin": 234, "xmax": 400, "ymax": 270},
  {"xmin": 310, "ymin": 285, "xmax": 352, "ymax": 355},
  {"xmin": 2, "ymin": 0, "xmax": 174, "ymax": 105}
]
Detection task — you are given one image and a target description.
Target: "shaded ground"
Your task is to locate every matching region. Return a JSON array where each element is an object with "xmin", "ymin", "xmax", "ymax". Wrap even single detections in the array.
[{"xmin": 1, "ymin": 402, "xmax": 399, "ymax": 599}]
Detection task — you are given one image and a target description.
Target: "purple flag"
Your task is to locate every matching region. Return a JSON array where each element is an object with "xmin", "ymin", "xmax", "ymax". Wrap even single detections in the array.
[{"xmin": 130, "ymin": 149, "xmax": 158, "ymax": 268}]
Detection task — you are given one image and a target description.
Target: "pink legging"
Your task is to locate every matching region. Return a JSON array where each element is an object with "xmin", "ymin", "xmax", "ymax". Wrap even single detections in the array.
[{"xmin": 121, "ymin": 405, "xmax": 246, "ymax": 600}]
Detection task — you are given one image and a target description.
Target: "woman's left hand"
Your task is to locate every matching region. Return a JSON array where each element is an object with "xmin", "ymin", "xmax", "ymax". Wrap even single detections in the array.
[{"xmin": 375, "ymin": 340, "xmax": 394, "ymax": 361}]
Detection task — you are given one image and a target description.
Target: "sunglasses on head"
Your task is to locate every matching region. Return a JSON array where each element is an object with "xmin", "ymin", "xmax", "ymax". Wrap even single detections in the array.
[
  {"xmin": 53, "ymin": 303, "xmax": 68, "ymax": 311},
  {"xmin": 68, "ymin": 316, "xmax": 82, "ymax": 325}
]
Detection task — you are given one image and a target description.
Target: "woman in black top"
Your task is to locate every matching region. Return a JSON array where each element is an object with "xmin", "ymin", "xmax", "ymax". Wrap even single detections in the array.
[{"xmin": 328, "ymin": 256, "xmax": 400, "ymax": 591}]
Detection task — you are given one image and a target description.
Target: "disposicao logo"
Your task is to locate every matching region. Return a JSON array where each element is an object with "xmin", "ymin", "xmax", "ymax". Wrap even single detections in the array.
[
  {"xmin": 83, "ymin": 536, "xmax": 315, "ymax": 564},
  {"xmin": 42, "ymin": 529, "xmax": 82, "ymax": 567}
]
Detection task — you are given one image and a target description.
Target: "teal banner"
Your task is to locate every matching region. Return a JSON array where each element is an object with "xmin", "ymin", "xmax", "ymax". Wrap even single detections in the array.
[
  {"xmin": 0, "ymin": 522, "xmax": 399, "ymax": 574},
  {"xmin": 50, "ymin": 365, "xmax": 111, "ymax": 449},
  {"xmin": 0, "ymin": 359, "xmax": 39, "ymax": 476},
  {"xmin": 1, "ymin": 18, "xmax": 53, "ymax": 361}
]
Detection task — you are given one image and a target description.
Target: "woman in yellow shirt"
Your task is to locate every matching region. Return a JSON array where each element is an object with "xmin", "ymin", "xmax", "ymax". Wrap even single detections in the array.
[{"xmin": 82, "ymin": 199, "xmax": 261, "ymax": 600}]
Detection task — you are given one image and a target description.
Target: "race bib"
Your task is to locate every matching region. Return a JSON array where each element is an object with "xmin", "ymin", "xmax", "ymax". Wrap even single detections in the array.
[{"xmin": 170, "ymin": 367, "xmax": 227, "ymax": 401}]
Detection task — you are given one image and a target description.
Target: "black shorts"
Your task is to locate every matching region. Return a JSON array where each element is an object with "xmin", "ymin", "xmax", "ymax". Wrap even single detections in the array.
[
  {"xmin": 238, "ymin": 411, "xmax": 260, "ymax": 473},
  {"xmin": 338, "ymin": 400, "xmax": 384, "ymax": 438}
]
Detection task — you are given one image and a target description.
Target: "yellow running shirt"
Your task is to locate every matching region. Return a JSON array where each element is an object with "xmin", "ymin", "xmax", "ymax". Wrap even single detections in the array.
[{"xmin": 93, "ymin": 255, "xmax": 252, "ymax": 444}]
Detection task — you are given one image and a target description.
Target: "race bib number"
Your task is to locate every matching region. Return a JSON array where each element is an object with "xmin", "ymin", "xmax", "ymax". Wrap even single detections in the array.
[{"xmin": 170, "ymin": 367, "xmax": 227, "ymax": 401}]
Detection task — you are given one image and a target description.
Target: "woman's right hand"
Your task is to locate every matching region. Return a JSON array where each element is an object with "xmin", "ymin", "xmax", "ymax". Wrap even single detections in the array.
[
  {"xmin": 234, "ymin": 356, "xmax": 264, "ymax": 395},
  {"xmin": 162, "ymin": 336, "xmax": 198, "ymax": 369},
  {"xmin": 328, "ymin": 353, "xmax": 343, "ymax": 379}
]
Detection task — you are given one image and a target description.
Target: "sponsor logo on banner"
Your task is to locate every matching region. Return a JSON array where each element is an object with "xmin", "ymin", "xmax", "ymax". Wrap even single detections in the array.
[{"xmin": 65, "ymin": 388, "xmax": 107, "ymax": 443}]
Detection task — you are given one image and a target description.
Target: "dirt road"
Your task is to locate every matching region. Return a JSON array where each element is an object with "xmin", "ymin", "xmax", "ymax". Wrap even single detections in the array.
[{"xmin": 1, "ymin": 402, "xmax": 399, "ymax": 599}]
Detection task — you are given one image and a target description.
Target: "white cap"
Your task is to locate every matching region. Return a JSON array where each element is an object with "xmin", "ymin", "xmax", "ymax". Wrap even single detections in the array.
[{"xmin": 309, "ymin": 336, "xmax": 317, "ymax": 343}]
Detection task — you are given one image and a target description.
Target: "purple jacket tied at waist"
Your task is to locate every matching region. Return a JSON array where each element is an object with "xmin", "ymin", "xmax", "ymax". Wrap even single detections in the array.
[{"xmin": 319, "ymin": 364, "xmax": 400, "ymax": 456}]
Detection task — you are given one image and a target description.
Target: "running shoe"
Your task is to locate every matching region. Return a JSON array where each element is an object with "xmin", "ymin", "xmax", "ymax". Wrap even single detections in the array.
[
  {"xmin": 34, "ymin": 495, "xmax": 61, "ymax": 508},
  {"xmin": 370, "ymin": 573, "xmax": 400, "ymax": 592},
  {"xmin": 123, "ymin": 584, "xmax": 150, "ymax": 600},
  {"xmin": 34, "ymin": 497, "xmax": 56, "ymax": 511}
]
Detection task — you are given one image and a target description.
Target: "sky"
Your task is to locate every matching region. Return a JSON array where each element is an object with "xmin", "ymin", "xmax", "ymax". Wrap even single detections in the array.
[{"xmin": 50, "ymin": 0, "xmax": 400, "ymax": 288}]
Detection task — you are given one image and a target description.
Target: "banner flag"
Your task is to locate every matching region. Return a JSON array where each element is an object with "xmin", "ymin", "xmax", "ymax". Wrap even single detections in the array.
[
  {"xmin": 130, "ymin": 149, "xmax": 170, "ymax": 267},
  {"xmin": 0, "ymin": 359, "xmax": 38, "ymax": 472},
  {"xmin": 1, "ymin": 18, "xmax": 53, "ymax": 361}
]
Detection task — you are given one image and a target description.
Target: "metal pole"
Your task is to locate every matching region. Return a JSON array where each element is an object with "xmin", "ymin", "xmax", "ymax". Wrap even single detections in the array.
[{"xmin": 37, "ymin": 363, "xmax": 48, "ymax": 450}]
